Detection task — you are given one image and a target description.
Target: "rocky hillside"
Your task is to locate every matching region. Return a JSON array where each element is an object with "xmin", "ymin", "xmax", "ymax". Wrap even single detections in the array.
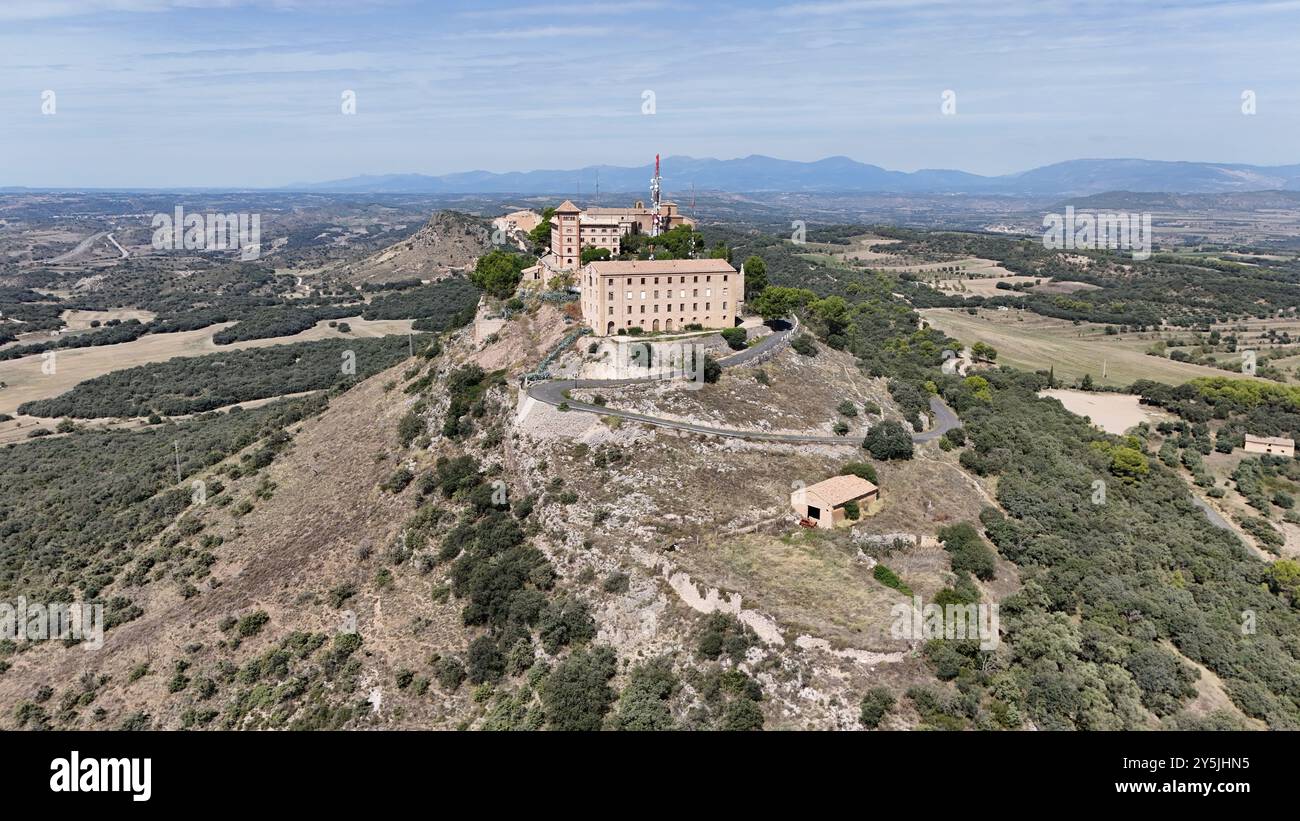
[
  {"xmin": 339, "ymin": 210, "xmax": 492, "ymax": 285},
  {"xmin": 0, "ymin": 304, "xmax": 999, "ymax": 731}
]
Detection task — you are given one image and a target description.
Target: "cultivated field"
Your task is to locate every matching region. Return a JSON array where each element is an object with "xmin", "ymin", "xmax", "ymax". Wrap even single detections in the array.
[
  {"xmin": 922, "ymin": 308, "xmax": 1268, "ymax": 387},
  {"xmin": 0, "ymin": 316, "xmax": 414, "ymax": 423}
]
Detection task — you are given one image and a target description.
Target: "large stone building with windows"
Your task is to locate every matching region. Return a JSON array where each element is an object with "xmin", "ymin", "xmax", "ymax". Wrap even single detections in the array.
[
  {"xmin": 550, "ymin": 199, "xmax": 693, "ymax": 270},
  {"xmin": 580, "ymin": 258, "xmax": 742, "ymax": 336}
]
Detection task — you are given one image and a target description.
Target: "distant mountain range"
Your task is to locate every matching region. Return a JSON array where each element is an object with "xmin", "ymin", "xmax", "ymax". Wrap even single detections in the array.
[{"xmin": 282, "ymin": 155, "xmax": 1300, "ymax": 197}]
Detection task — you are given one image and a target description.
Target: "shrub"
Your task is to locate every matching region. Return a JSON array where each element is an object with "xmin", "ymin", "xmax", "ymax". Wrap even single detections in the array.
[
  {"xmin": 702, "ymin": 355, "xmax": 721, "ymax": 384},
  {"xmin": 938, "ymin": 521, "xmax": 996, "ymax": 581},
  {"xmin": 790, "ymin": 333, "xmax": 818, "ymax": 356},
  {"xmin": 696, "ymin": 613, "xmax": 757, "ymax": 662},
  {"xmin": 872, "ymin": 563, "xmax": 912, "ymax": 596},
  {"xmin": 721, "ymin": 699, "xmax": 765, "ymax": 731},
  {"xmin": 541, "ymin": 646, "xmax": 618, "ymax": 731},
  {"xmin": 862, "ymin": 420, "xmax": 914, "ymax": 460},
  {"xmin": 841, "ymin": 461, "xmax": 878, "ymax": 483},
  {"xmin": 381, "ymin": 466, "xmax": 415, "ymax": 493},
  {"xmin": 601, "ymin": 571, "xmax": 630, "ymax": 593},
  {"xmin": 859, "ymin": 688, "xmax": 895, "ymax": 728},
  {"xmin": 466, "ymin": 636, "xmax": 505, "ymax": 684},
  {"xmin": 236, "ymin": 611, "xmax": 270, "ymax": 638},
  {"xmin": 720, "ymin": 327, "xmax": 748, "ymax": 350},
  {"xmin": 433, "ymin": 656, "xmax": 466, "ymax": 691}
]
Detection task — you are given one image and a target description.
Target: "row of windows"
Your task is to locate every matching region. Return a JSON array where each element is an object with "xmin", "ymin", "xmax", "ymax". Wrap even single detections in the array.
[
  {"xmin": 608, "ymin": 302, "xmax": 726, "ymax": 315},
  {"xmin": 584, "ymin": 274, "xmax": 732, "ymax": 286},
  {"xmin": 614, "ymin": 288, "xmax": 724, "ymax": 300}
]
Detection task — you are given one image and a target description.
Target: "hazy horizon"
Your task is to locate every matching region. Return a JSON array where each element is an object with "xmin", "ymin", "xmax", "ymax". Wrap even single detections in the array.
[{"xmin": 2, "ymin": 0, "xmax": 1298, "ymax": 188}]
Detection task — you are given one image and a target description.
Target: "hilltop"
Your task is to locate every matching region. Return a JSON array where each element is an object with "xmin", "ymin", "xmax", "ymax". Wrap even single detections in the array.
[{"xmin": 335, "ymin": 210, "xmax": 492, "ymax": 285}]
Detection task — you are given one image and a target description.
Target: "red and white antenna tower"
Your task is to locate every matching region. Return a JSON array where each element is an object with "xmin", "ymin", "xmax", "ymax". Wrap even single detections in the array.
[{"xmin": 650, "ymin": 153, "xmax": 662, "ymax": 237}]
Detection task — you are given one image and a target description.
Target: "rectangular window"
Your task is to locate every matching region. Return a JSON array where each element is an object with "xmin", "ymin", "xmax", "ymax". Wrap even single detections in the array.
[
  {"xmin": 608, "ymin": 306, "xmax": 613, "ymax": 315},
  {"xmin": 640, "ymin": 305, "xmax": 645, "ymax": 313},
  {"xmin": 653, "ymin": 290, "xmax": 659, "ymax": 298},
  {"xmin": 723, "ymin": 275, "xmax": 728, "ymax": 282},
  {"xmin": 706, "ymin": 303, "xmax": 710, "ymax": 310},
  {"xmin": 653, "ymin": 304, "xmax": 658, "ymax": 313},
  {"xmin": 706, "ymin": 289, "xmax": 712, "ymax": 297},
  {"xmin": 722, "ymin": 302, "xmax": 727, "ymax": 309},
  {"xmin": 640, "ymin": 291, "xmax": 646, "ymax": 299},
  {"xmin": 626, "ymin": 291, "xmax": 632, "ymax": 299}
]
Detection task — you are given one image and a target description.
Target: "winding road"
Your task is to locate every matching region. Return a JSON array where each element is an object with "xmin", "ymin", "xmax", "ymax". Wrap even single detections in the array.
[{"xmin": 526, "ymin": 319, "xmax": 959, "ymax": 445}]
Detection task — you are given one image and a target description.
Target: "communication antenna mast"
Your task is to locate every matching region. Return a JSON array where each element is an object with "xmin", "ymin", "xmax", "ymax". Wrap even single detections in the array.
[{"xmin": 650, "ymin": 153, "xmax": 662, "ymax": 237}]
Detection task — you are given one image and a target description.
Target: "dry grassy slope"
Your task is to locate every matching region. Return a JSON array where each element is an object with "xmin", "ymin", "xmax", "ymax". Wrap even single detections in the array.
[
  {"xmin": 339, "ymin": 210, "xmax": 491, "ymax": 285},
  {"xmin": 0, "ymin": 356, "xmax": 486, "ymax": 729}
]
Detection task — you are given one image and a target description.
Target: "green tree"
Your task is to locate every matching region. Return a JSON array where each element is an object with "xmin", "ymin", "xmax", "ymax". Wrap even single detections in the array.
[
  {"xmin": 471, "ymin": 249, "xmax": 525, "ymax": 299},
  {"xmin": 742, "ymin": 255, "xmax": 767, "ymax": 298},
  {"xmin": 580, "ymin": 246, "xmax": 611, "ymax": 265},
  {"xmin": 862, "ymin": 420, "xmax": 914, "ymax": 460},
  {"xmin": 751, "ymin": 286, "xmax": 816, "ymax": 321},
  {"xmin": 1109, "ymin": 446, "xmax": 1150, "ymax": 481},
  {"xmin": 527, "ymin": 207, "xmax": 555, "ymax": 253},
  {"xmin": 541, "ymin": 646, "xmax": 617, "ymax": 730}
]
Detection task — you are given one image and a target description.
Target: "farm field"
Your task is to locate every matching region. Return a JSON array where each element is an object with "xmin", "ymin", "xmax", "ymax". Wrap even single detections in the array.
[
  {"xmin": 922, "ymin": 308, "xmax": 1267, "ymax": 387},
  {"xmin": 0, "ymin": 315, "xmax": 413, "ymax": 422},
  {"xmin": 1039, "ymin": 389, "xmax": 1164, "ymax": 435}
]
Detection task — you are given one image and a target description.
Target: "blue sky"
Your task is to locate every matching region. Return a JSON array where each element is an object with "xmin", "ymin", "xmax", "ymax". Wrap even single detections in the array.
[{"xmin": 2, "ymin": 0, "xmax": 1297, "ymax": 187}]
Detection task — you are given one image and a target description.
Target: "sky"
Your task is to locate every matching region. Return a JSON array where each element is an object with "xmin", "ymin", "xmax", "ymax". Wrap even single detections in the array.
[{"xmin": 1, "ymin": 0, "xmax": 1298, "ymax": 188}]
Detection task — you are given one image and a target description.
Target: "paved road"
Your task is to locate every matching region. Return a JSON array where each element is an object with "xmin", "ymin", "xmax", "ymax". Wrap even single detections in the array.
[
  {"xmin": 106, "ymin": 233, "xmax": 129, "ymax": 259},
  {"xmin": 526, "ymin": 319, "xmax": 958, "ymax": 445},
  {"xmin": 1189, "ymin": 494, "xmax": 1234, "ymax": 532},
  {"xmin": 46, "ymin": 231, "xmax": 108, "ymax": 264}
]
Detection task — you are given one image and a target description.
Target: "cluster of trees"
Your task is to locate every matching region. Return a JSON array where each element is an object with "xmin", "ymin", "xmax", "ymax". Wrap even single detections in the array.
[
  {"xmin": 1135, "ymin": 376, "xmax": 1300, "ymax": 441},
  {"xmin": 212, "ymin": 306, "xmax": 354, "ymax": 345},
  {"xmin": 0, "ymin": 395, "xmax": 325, "ymax": 622},
  {"xmin": 470, "ymin": 250, "xmax": 528, "ymax": 299},
  {"xmin": 362, "ymin": 276, "xmax": 480, "ymax": 331},
  {"xmin": 939, "ymin": 367, "xmax": 1300, "ymax": 728}
]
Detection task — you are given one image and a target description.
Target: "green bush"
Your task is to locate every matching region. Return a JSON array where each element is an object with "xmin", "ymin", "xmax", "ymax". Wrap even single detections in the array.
[
  {"xmin": 720, "ymin": 327, "xmax": 748, "ymax": 350},
  {"xmin": 872, "ymin": 564, "xmax": 912, "ymax": 596},
  {"xmin": 859, "ymin": 688, "xmax": 895, "ymax": 728}
]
